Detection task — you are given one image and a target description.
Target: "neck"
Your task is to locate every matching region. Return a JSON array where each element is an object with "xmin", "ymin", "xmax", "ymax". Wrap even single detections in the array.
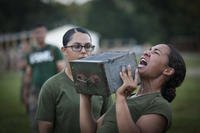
[
  {"xmin": 65, "ymin": 62, "xmax": 73, "ymax": 81},
  {"xmin": 136, "ymin": 87, "xmax": 160, "ymax": 97},
  {"xmin": 136, "ymin": 77, "xmax": 165, "ymax": 96}
]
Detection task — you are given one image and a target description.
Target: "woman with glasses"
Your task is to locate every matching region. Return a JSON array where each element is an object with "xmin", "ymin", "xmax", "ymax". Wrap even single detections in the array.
[
  {"xmin": 36, "ymin": 28, "xmax": 113, "ymax": 133},
  {"xmin": 80, "ymin": 44, "xmax": 186, "ymax": 133}
]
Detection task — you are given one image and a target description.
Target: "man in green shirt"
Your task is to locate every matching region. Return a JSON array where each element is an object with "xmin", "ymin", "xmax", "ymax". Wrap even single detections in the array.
[
  {"xmin": 25, "ymin": 24, "xmax": 64, "ymax": 133},
  {"xmin": 36, "ymin": 27, "xmax": 113, "ymax": 133}
]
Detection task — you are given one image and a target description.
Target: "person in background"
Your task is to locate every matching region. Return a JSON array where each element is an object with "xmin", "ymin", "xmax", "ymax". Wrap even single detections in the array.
[
  {"xmin": 80, "ymin": 44, "xmax": 186, "ymax": 133},
  {"xmin": 36, "ymin": 27, "xmax": 113, "ymax": 133},
  {"xmin": 25, "ymin": 24, "xmax": 65, "ymax": 133},
  {"xmin": 17, "ymin": 38, "xmax": 32, "ymax": 112}
]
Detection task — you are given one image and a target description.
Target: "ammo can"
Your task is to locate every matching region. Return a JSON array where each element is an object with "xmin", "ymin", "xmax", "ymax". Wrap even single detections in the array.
[{"xmin": 70, "ymin": 51, "xmax": 138, "ymax": 96}]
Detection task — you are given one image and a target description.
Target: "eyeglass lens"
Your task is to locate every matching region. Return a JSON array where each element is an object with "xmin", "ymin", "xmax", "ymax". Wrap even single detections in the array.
[{"xmin": 71, "ymin": 43, "xmax": 94, "ymax": 52}]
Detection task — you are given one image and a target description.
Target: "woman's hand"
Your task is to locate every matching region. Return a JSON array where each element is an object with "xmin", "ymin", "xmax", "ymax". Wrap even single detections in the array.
[
  {"xmin": 116, "ymin": 65, "xmax": 139, "ymax": 98},
  {"xmin": 115, "ymin": 65, "xmax": 141, "ymax": 133}
]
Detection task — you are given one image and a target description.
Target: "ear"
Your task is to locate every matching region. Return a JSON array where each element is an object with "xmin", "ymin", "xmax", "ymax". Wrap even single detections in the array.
[
  {"xmin": 163, "ymin": 67, "xmax": 175, "ymax": 76},
  {"xmin": 61, "ymin": 47, "xmax": 67, "ymax": 56},
  {"xmin": 61, "ymin": 47, "xmax": 65, "ymax": 52}
]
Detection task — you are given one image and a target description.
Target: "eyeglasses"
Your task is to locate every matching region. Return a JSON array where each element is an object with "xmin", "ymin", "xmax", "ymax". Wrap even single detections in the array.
[{"xmin": 65, "ymin": 43, "xmax": 95, "ymax": 52}]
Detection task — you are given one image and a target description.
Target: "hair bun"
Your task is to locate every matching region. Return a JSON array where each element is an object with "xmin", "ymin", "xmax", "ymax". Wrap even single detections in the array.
[{"xmin": 161, "ymin": 87, "xmax": 176, "ymax": 102}]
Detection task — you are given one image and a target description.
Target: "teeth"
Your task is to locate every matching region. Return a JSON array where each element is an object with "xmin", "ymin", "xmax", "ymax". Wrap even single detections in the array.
[{"xmin": 140, "ymin": 58, "xmax": 147, "ymax": 66}]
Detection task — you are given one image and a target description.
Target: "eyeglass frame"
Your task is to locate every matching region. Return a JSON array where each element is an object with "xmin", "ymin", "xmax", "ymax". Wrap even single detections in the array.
[{"xmin": 64, "ymin": 43, "xmax": 95, "ymax": 52}]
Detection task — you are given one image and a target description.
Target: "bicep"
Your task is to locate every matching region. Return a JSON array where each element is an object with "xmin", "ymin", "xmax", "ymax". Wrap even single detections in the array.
[
  {"xmin": 37, "ymin": 85, "xmax": 55, "ymax": 121},
  {"xmin": 136, "ymin": 114, "xmax": 167, "ymax": 133}
]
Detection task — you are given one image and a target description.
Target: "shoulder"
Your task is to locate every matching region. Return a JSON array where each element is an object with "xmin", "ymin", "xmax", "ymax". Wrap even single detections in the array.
[
  {"xmin": 27, "ymin": 46, "xmax": 37, "ymax": 55},
  {"xmin": 46, "ymin": 44, "xmax": 62, "ymax": 57},
  {"xmin": 145, "ymin": 93, "xmax": 172, "ymax": 114},
  {"xmin": 46, "ymin": 44, "xmax": 59, "ymax": 50},
  {"xmin": 39, "ymin": 71, "xmax": 66, "ymax": 102},
  {"xmin": 45, "ymin": 70, "xmax": 65, "ymax": 83},
  {"xmin": 152, "ymin": 94, "xmax": 171, "ymax": 111},
  {"xmin": 41, "ymin": 71, "xmax": 65, "ymax": 92},
  {"xmin": 145, "ymin": 93, "xmax": 172, "ymax": 128}
]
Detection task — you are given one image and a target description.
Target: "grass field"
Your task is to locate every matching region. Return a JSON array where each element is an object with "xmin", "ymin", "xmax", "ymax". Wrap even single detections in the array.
[
  {"xmin": 0, "ymin": 53, "xmax": 200, "ymax": 133},
  {"xmin": 168, "ymin": 76, "xmax": 200, "ymax": 133},
  {"xmin": 0, "ymin": 71, "xmax": 29, "ymax": 133}
]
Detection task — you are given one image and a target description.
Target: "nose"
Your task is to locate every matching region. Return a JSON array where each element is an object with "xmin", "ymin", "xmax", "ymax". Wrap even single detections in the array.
[
  {"xmin": 143, "ymin": 50, "xmax": 151, "ymax": 57},
  {"xmin": 80, "ymin": 46, "xmax": 87, "ymax": 53}
]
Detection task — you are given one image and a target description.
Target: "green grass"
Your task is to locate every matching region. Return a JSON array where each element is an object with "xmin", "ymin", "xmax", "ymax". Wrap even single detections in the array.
[
  {"xmin": 168, "ymin": 76, "xmax": 200, "ymax": 133},
  {"xmin": 0, "ymin": 71, "xmax": 29, "ymax": 133}
]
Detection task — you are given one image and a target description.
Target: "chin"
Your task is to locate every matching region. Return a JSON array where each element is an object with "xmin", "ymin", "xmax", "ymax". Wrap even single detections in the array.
[{"xmin": 138, "ymin": 67, "xmax": 148, "ymax": 76}]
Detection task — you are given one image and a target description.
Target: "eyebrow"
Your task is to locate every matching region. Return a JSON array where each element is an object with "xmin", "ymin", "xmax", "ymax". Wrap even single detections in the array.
[
  {"xmin": 72, "ymin": 42, "xmax": 92, "ymax": 45},
  {"xmin": 154, "ymin": 48, "xmax": 162, "ymax": 53},
  {"xmin": 150, "ymin": 47, "xmax": 163, "ymax": 55}
]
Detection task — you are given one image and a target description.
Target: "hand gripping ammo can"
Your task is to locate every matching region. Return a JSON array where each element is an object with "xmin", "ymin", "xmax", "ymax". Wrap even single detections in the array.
[{"xmin": 70, "ymin": 51, "xmax": 138, "ymax": 96}]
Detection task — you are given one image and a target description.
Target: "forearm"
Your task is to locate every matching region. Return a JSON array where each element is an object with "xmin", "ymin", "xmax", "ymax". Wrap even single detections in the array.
[
  {"xmin": 116, "ymin": 95, "xmax": 140, "ymax": 133},
  {"xmin": 38, "ymin": 121, "xmax": 53, "ymax": 133},
  {"xmin": 80, "ymin": 94, "xmax": 97, "ymax": 133}
]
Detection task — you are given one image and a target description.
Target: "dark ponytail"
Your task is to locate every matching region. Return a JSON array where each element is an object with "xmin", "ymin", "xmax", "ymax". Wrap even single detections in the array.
[{"xmin": 161, "ymin": 44, "xmax": 186, "ymax": 102}]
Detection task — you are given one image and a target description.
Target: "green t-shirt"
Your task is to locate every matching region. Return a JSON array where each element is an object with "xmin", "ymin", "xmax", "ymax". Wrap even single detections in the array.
[
  {"xmin": 36, "ymin": 71, "xmax": 113, "ymax": 133},
  {"xmin": 27, "ymin": 44, "xmax": 63, "ymax": 88},
  {"xmin": 98, "ymin": 92, "xmax": 172, "ymax": 133}
]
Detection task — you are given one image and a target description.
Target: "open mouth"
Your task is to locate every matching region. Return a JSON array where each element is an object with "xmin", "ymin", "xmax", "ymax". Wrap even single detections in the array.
[{"xmin": 138, "ymin": 58, "xmax": 148, "ymax": 68}]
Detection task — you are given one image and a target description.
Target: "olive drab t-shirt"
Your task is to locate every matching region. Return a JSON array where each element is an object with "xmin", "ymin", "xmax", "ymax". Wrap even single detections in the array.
[
  {"xmin": 36, "ymin": 71, "xmax": 113, "ymax": 133},
  {"xmin": 27, "ymin": 44, "xmax": 63, "ymax": 89},
  {"xmin": 97, "ymin": 92, "xmax": 172, "ymax": 133}
]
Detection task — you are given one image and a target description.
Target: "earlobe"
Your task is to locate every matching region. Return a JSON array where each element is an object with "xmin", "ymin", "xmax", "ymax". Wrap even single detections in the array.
[
  {"xmin": 61, "ymin": 47, "xmax": 67, "ymax": 56},
  {"xmin": 61, "ymin": 47, "xmax": 65, "ymax": 52},
  {"xmin": 163, "ymin": 67, "xmax": 175, "ymax": 76}
]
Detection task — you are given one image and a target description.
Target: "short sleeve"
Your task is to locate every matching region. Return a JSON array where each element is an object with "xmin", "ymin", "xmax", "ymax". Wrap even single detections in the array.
[
  {"xmin": 97, "ymin": 104, "xmax": 119, "ymax": 133},
  {"xmin": 36, "ymin": 81, "xmax": 56, "ymax": 122},
  {"xmin": 143, "ymin": 97, "xmax": 172, "ymax": 129}
]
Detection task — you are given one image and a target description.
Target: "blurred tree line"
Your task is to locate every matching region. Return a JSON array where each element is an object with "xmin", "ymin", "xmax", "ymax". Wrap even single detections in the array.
[{"xmin": 0, "ymin": 0, "xmax": 200, "ymax": 44}]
